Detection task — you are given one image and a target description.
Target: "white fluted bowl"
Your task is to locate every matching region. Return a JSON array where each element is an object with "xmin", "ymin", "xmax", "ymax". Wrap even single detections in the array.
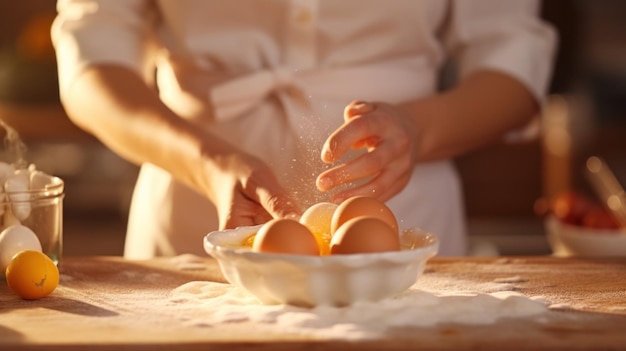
[{"xmin": 204, "ymin": 225, "xmax": 438, "ymax": 307}]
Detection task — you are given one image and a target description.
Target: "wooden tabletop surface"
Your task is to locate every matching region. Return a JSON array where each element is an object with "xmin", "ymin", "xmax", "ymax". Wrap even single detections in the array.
[{"xmin": 1, "ymin": 256, "xmax": 626, "ymax": 351}]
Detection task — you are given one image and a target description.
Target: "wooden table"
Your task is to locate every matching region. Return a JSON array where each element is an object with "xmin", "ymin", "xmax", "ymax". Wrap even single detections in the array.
[{"xmin": 1, "ymin": 256, "xmax": 626, "ymax": 350}]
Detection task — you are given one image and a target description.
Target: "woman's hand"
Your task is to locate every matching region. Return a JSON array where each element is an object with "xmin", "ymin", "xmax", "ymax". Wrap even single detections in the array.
[
  {"xmin": 61, "ymin": 65, "xmax": 301, "ymax": 232},
  {"xmin": 207, "ymin": 151, "xmax": 303, "ymax": 230},
  {"xmin": 316, "ymin": 100, "xmax": 419, "ymax": 203}
]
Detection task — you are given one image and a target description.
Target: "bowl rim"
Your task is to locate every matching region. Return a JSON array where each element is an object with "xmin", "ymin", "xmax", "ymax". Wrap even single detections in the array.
[{"xmin": 203, "ymin": 224, "xmax": 439, "ymax": 267}]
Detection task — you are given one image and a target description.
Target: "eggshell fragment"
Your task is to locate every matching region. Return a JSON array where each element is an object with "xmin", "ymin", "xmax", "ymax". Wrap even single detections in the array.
[
  {"xmin": 331, "ymin": 196, "xmax": 399, "ymax": 235},
  {"xmin": 330, "ymin": 216, "xmax": 401, "ymax": 255},
  {"xmin": 253, "ymin": 218, "xmax": 320, "ymax": 255}
]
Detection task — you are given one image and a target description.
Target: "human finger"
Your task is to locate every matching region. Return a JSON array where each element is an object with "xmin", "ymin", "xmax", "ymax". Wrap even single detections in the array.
[
  {"xmin": 317, "ymin": 129, "xmax": 411, "ymax": 192},
  {"xmin": 344, "ymin": 100, "xmax": 375, "ymax": 121},
  {"xmin": 330, "ymin": 165, "xmax": 410, "ymax": 204},
  {"xmin": 219, "ymin": 198, "xmax": 264, "ymax": 230},
  {"xmin": 255, "ymin": 181, "xmax": 302, "ymax": 221},
  {"xmin": 321, "ymin": 112, "xmax": 386, "ymax": 164},
  {"xmin": 317, "ymin": 149, "xmax": 384, "ymax": 192}
]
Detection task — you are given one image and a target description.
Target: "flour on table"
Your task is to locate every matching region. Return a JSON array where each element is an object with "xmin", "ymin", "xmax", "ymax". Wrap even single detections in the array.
[
  {"xmin": 166, "ymin": 261, "xmax": 552, "ymax": 340},
  {"xmin": 493, "ymin": 276, "xmax": 528, "ymax": 284},
  {"xmin": 169, "ymin": 253, "xmax": 209, "ymax": 271}
]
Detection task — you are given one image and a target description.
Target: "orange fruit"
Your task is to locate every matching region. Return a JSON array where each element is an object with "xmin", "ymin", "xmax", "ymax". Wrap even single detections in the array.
[{"xmin": 5, "ymin": 250, "xmax": 59, "ymax": 300}]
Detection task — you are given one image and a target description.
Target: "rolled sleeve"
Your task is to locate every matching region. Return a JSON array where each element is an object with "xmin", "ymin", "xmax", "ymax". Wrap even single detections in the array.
[
  {"xmin": 445, "ymin": 0, "xmax": 557, "ymax": 103},
  {"xmin": 51, "ymin": 0, "xmax": 156, "ymax": 95}
]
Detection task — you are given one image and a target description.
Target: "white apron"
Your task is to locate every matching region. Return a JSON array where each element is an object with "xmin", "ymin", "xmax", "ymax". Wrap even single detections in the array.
[
  {"xmin": 124, "ymin": 55, "xmax": 467, "ymax": 258},
  {"xmin": 52, "ymin": 0, "xmax": 556, "ymax": 258}
]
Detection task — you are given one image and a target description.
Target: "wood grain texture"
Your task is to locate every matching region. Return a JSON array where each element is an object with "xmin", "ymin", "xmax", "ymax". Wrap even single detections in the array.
[{"xmin": 1, "ymin": 256, "xmax": 625, "ymax": 351}]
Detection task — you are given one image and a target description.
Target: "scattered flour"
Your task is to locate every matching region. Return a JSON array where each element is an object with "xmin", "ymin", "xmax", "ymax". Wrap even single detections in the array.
[
  {"xmin": 165, "ymin": 270, "xmax": 551, "ymax": 340},
  {"xmin": 169, "ymin": 253, "xmax": 209, "ymax": 271},
  {"xmin": 493, "ymin": 276, "xmax": 528, "ymax": 284},
  {"xmin": 550, "ymin": 303, "xmax": 574, "ymax": 310},
  {"xmin": 51, "ymin": 255, "xmax": 558, "ymax": 341}
]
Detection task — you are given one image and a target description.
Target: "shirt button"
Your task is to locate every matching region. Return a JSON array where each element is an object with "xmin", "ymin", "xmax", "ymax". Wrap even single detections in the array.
[{"xmin": 294, "ymin": 9, "xmax": 313, "ymax": 26}]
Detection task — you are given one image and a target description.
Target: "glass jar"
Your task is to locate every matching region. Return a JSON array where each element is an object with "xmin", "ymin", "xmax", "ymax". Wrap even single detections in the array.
[{"xmin": 1, "ymin": 174, "xmax": 64, "ymax": 265}]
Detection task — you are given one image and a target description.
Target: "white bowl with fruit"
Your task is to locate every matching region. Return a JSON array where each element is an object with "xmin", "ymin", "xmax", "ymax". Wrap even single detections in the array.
[
  {"xmin": 204, "ymin": 196, "xmax": 439, "ymax": 307},
  {"xmin": 544, "ymin": 190, "xmax": 626, "ymax": 257}
]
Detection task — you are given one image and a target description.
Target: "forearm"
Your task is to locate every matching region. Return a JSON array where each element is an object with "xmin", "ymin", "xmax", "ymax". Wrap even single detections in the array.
[
  {"xmin": 60, "ymin": 65, "xmax": 231, "ymax": 200},
  {"xmin": 405, "ymin": 70, "xmax": 539, "ymax": 162}
]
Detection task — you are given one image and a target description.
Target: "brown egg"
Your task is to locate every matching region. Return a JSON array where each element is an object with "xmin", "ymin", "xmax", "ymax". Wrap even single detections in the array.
[
  {"xmin": 252, "ymin": 218, "xmax": 320, "ymax": 255},
  {"xmin": 330, "ymin": 216, "xmax": 401, "ymax": 254},
  {"xmin": 331, "ymin": 196, "xmax": 399, "ymax": 235}
]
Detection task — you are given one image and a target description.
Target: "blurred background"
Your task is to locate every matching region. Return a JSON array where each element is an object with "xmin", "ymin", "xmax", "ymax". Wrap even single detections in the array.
[{"xmin": 0, "ymin": 1, "xmax": 624, "ymax": 257}]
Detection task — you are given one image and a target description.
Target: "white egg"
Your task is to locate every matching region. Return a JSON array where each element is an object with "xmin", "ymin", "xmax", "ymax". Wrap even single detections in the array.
[
  {"xmin": 0, "ymin": 224, "xmax": 42, "ymax": 272},
  {"xmin": 5, "ymin": 170, "xmax": 31, "ymax": 221}
]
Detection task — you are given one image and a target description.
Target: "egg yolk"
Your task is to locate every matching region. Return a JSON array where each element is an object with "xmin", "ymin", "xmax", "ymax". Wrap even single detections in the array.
[
  {"xmin": 5, "ymin": 250, "xmax": 59, "ymax": 300},
  {"xmin": 312, "ymin": 231, "xmax": 331, "ymax": 256},
  {"xmin": 242, "ymin": 233, "xmax": 256, "ymax": 248}
]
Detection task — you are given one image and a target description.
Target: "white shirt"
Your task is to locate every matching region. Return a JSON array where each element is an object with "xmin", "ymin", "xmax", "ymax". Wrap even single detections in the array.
[{"xmin": 52, "ymin": 0, "xmax": 556, "ymax": 258}]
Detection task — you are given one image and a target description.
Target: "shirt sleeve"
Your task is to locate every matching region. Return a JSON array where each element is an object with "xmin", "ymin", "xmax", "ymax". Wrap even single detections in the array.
[
  {"xmin": 51, "ymin": 0, "xmax": 157, "ymax": 95},
  {"xmin": 443, "ymin": 0, "xmax": 558, "ymax": 103}
]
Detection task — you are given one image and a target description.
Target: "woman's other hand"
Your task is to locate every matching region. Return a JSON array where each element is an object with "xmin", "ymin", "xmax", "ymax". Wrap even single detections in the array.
[
  {"xmin": 207, "ymin": 151, "xmax": 302, "ymax": 230},
  {"xmin": 316, "ymin": 100, "xmax": 418, "ymax": 203}
]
